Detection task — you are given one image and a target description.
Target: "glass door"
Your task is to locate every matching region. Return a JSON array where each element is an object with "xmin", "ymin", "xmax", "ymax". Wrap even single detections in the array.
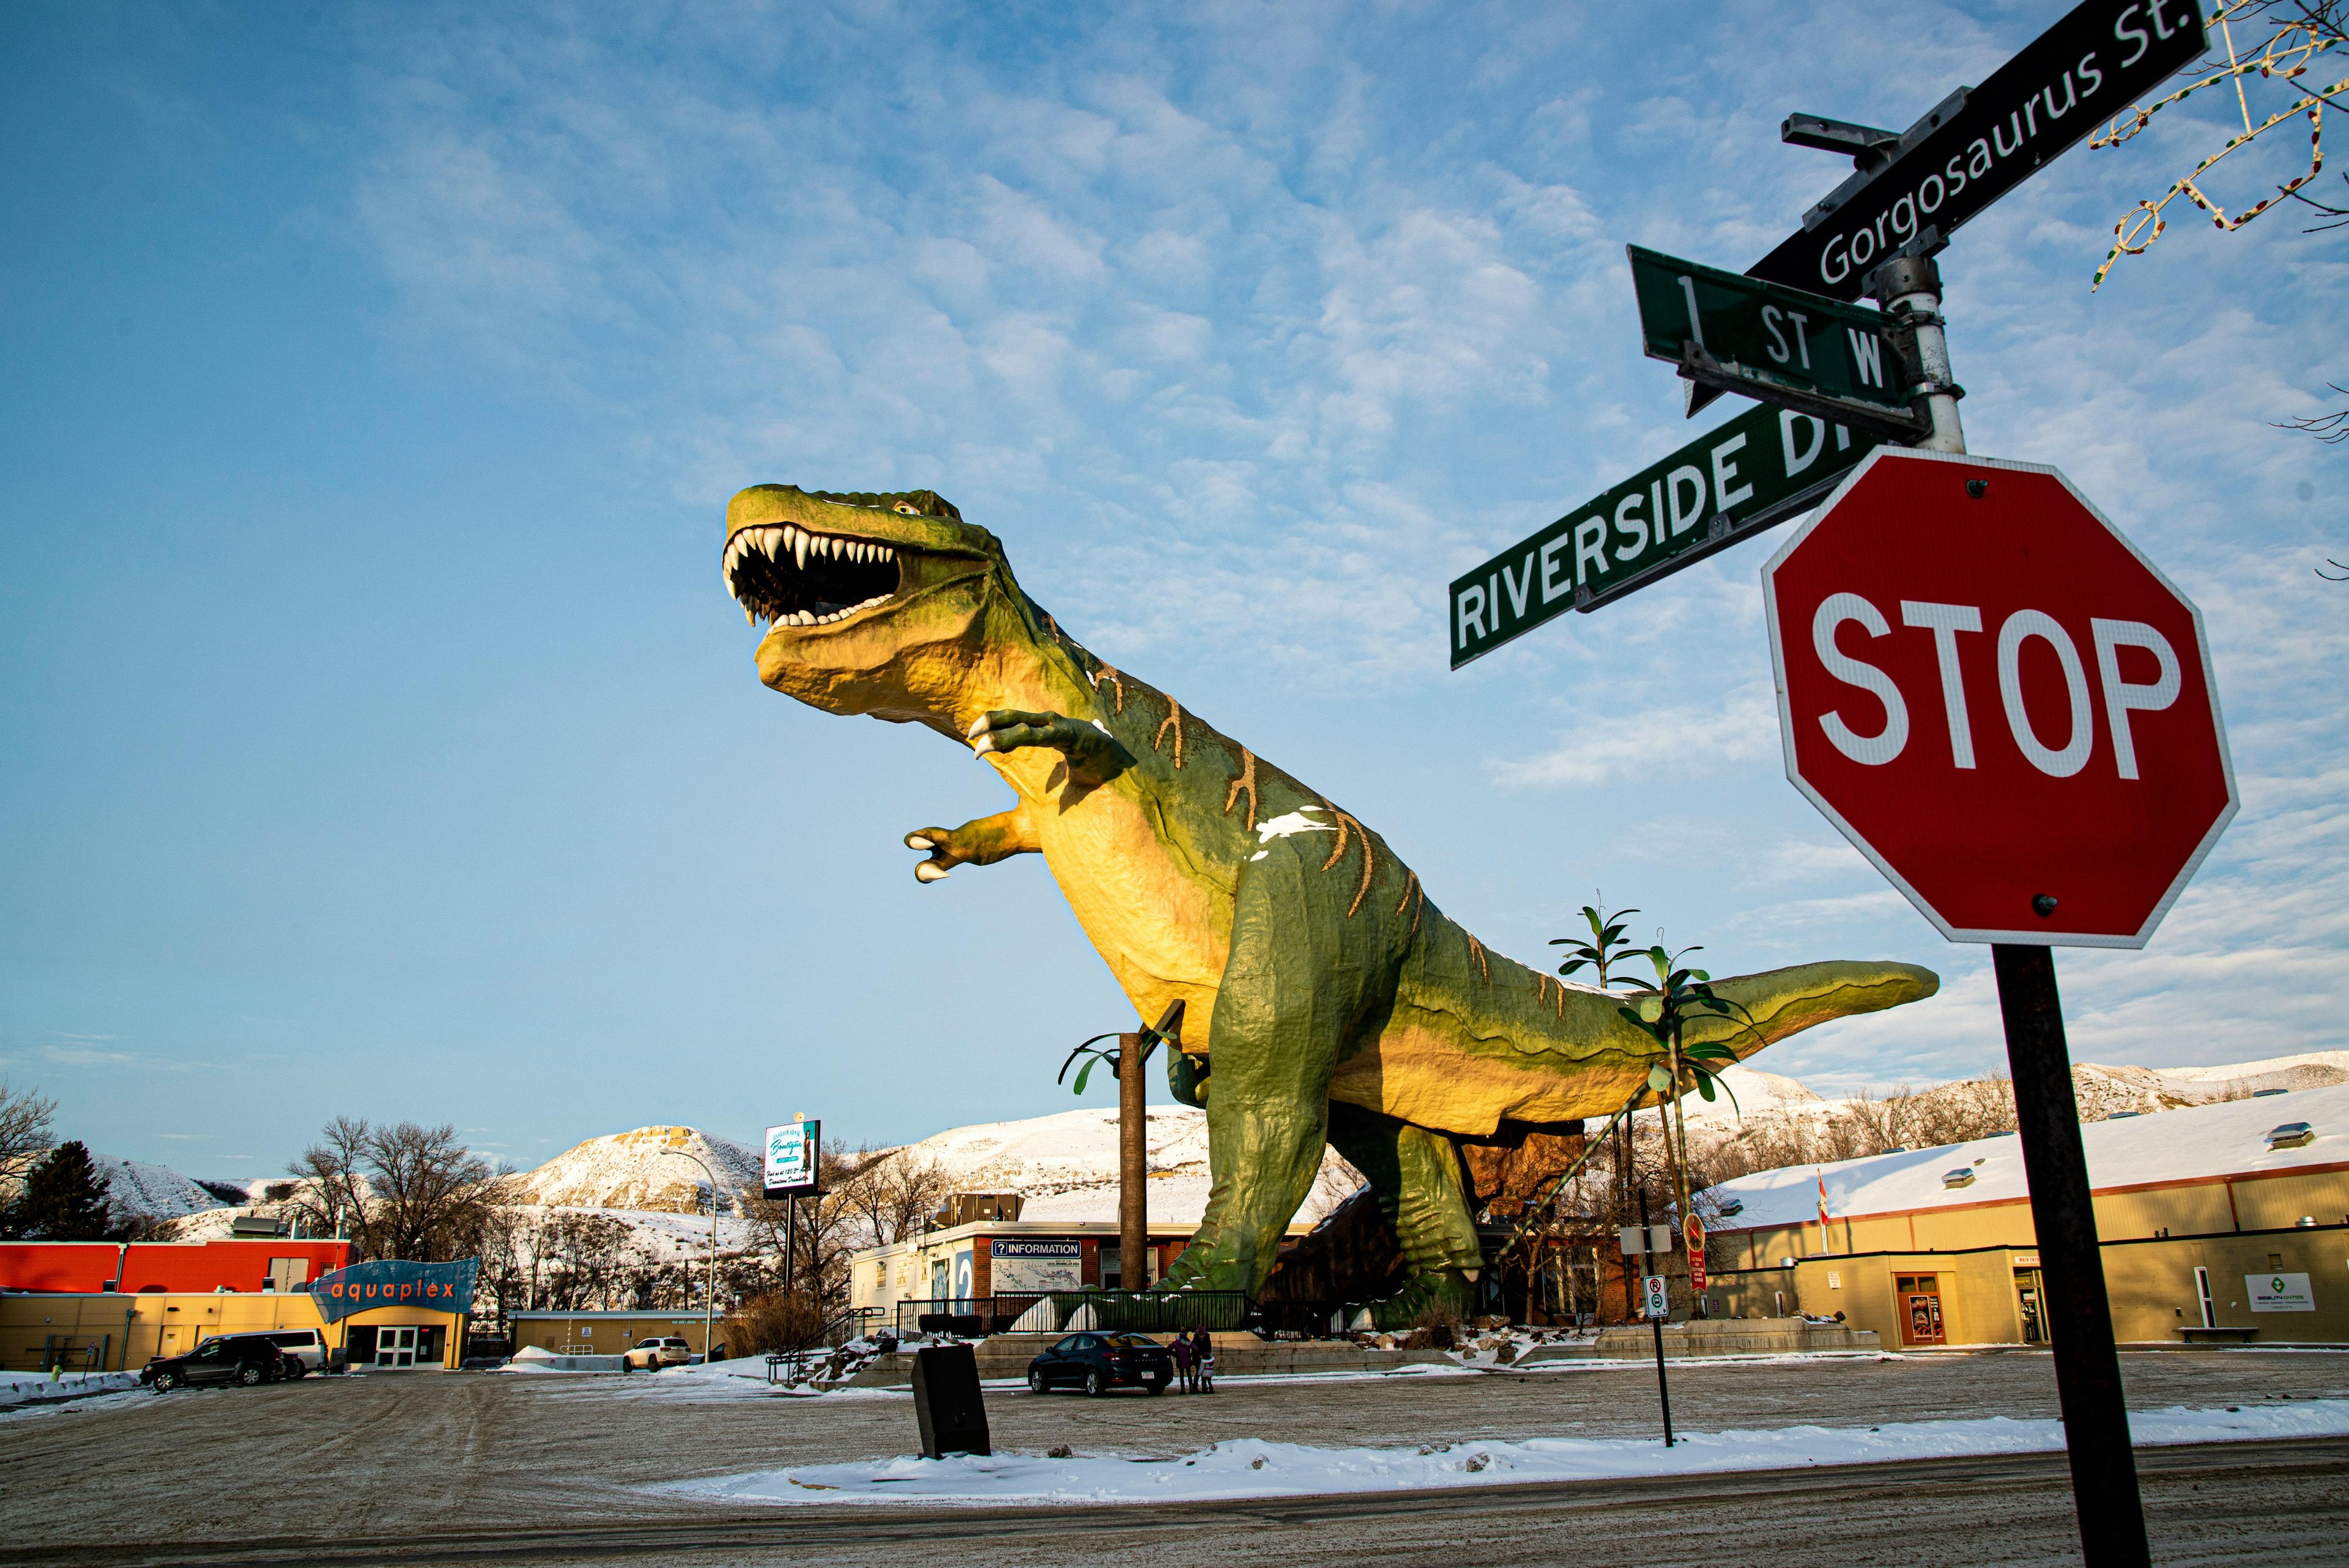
[
  {"xmin": 2014, "ymin": 1268, "xmax": 2046, "ymax": 1344},
  {"xmin": 376, "ymin": 1326, "xmax": 418, "ymax": 1367},
  {"xmin": 1896, "ymin": 1274, "xmax": 1946, "ymax": 1346}
]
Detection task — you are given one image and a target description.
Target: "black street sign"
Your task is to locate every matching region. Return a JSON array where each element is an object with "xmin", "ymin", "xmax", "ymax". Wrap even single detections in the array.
[
  {"xmin": 1449, "ymin": 401, "xmax": 1880, "ymax": 667},
  {"xmin": 1750, "ymin": 0, "xmax": 2207, "ymax": 300},
  {"xmin": 1628, "ymin": 246, "xmax": 1926, "ymax": 438}
]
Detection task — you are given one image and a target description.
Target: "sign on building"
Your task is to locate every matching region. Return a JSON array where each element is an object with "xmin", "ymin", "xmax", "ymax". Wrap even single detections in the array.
[
  {"xmin": 763, "ymin": 1119, "xmax": 821, "ymax": 1197},
  {"xmin": 2247, "ymin": 1273, "xmax": 2315, "ymax": 1312},
  {"xmin": 989, "ymin": 1239, "xmax": 1082, "ymax": 1293},
  {"xmin": 308, "ymin": 1259, "xmax": 479, "ymax": 1322}
]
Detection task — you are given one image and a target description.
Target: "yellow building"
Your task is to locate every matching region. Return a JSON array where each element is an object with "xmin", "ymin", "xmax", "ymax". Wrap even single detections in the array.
[
  {"xmin": 1, "ymin": 1290, "xmax": 470, "ymax": 1372},
  {"xmin": 1699, "ymin": 1085, "xmax": 2348, "ymax": 1348},
  {"xmin": 508, "ymin": 1311, "xmax": 715, "ymax": 1357}
]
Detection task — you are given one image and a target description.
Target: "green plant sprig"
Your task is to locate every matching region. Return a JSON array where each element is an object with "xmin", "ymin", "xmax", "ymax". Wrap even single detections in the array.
[{"xmin": 1617, "ymin": 942, "xmax": 1756, "ymax": 1114}]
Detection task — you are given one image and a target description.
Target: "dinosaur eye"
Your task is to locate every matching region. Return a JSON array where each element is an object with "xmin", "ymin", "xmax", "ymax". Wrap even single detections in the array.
[{"xmin": 893, "ymin": 501, "xmax": 919, "ymax": 515}]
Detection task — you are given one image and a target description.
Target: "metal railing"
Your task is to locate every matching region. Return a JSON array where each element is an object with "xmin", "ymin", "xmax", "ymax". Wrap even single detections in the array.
[{"xmin": 890, "ymin": 1290, "xmax": 1252, "ymax": 1337}]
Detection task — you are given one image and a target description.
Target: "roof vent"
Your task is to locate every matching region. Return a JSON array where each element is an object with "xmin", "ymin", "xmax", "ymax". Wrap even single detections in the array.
[
  {"xmin": 1942, "ymin": 1169, "xmax": 1977, "ymax": 1188},
  {"xmin": 1715, "ymin": 1200, "xmax": 1745, "ymax": 1218},
  {"xmin": 2107, "ymin": 1111, "xmax": 2140, "ymax": 1119},
  {"xmin": 2254, "ymin": 1088, "xmax": 2289, "ymax": 1098},
  {"xmin": 2267, "ymin": 1122, "xmax": 2315, "ymax": 1150}
]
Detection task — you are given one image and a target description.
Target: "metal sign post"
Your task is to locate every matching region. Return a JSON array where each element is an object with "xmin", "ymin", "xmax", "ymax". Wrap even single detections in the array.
[
  {"xmin": 1636, "ymin": 1190, "xmax": 1673, "ymax": 1447},
  {"xmin": 1760, "ymin": 256, "xmax": 2232, "ymax": 1568}
]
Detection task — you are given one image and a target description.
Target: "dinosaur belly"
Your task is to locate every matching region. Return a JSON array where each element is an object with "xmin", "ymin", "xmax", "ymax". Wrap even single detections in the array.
[
  {"xmin": 1329, "ymin": 1023, "xmax": 1648, "ymax": 1137},
  {"xmin": 1036, "ymin": 794, "xmax": 1233, "ymax": 1032}
]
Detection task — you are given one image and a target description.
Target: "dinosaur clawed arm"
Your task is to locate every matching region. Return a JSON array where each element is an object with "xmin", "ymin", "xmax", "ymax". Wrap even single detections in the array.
[
  {"xmin": 966, "ymin": 708, "xmax": 1137, "ymax": 790},
  {"xmin": 904, "ymin": 805, "xmax": 1039, "ymax": 882}
]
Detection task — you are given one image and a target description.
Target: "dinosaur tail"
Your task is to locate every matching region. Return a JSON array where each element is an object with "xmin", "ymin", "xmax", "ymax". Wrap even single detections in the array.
[{"xmin": 1683, "ymin": 960, "xmax": 1940, "ymax": 1060}]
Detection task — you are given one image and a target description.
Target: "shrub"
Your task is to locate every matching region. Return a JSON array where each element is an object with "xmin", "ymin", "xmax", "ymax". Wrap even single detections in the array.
[{"xmin": 722, "ymin": 1290, "xmax": 828, "ymax": 1355}]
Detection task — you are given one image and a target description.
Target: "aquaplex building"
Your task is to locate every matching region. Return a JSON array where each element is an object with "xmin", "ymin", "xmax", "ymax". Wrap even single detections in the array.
[
  {"xmin": 0, "ymin": 1240, "xmax": 475, "ymax": 1372},
  {"xmin": 1699, "ymin": 1084, "xmax": 2349, "ymax": 1348}
]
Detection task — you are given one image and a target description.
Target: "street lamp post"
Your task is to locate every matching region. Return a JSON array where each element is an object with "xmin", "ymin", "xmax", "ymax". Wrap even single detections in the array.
[{"xmin": 659, "ymin": 1148, "xmax": 721, "ymax": 1364}]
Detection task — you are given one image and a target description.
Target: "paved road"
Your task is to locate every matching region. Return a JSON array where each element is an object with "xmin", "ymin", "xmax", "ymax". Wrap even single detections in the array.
[{"xmin": 5, "ymin": 1350, "xmax": 2343, "ymax": 1566}]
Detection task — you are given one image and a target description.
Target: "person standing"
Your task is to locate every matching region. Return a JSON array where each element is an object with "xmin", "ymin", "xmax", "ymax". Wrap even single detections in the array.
[
  {"xmin": 1193, "ymin": 1328, "xmax": 1215, "ymax": 1394},
  {"xmin": 1170, "ymin": 1328, "xmax": 1194, "ymax": 1393}
]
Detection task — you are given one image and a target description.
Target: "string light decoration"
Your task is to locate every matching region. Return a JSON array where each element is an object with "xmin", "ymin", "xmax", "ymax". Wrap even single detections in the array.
[{"xmin": 2090, "ymin": 2, "xmax": 2348, "ymax": 287}]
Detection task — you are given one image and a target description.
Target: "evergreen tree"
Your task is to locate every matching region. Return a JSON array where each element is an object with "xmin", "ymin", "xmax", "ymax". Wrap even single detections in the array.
[{"xmin": 9, "ymin": 1141, "xmax": 116, "ymax": 1240}]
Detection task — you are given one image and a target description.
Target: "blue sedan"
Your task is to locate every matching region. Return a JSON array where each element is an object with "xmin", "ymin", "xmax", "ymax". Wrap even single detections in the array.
[{"xmin": 1026, "ymin": 1331, "xmax": 1173, "ymax": 1396}]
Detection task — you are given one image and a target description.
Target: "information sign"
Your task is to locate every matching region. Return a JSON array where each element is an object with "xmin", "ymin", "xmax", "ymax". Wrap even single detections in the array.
[
  {"xmin": 1450, "ymin": 401, "xmax": 1878, "ymax": 664},
  {"xmin": 1628, "ymin": 246, "xmax": 1924, "ymax": 435},
  {"xmin": 1642, "ymin": 1275, "xmax": 1670, "ymax": 1320}
]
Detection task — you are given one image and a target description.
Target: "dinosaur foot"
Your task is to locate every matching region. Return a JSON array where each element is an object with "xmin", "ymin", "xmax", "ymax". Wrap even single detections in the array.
[{"xmin": 1351, "ymin": 1268, "xmax": 1478, "ymax": 1332}]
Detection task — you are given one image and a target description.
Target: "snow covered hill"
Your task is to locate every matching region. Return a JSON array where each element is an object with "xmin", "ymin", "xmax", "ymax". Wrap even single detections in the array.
[
  {"xmin": 513, "ymin": 1125, "xmax": 762, "ymax": 1213},
  {"xmin": 91, "ymin": 1155, "xmax": 225, "ymax": 1223},
  {"xmin": 885, "ymin": 1104, "xmax": 1363, "ymax": 1230}
]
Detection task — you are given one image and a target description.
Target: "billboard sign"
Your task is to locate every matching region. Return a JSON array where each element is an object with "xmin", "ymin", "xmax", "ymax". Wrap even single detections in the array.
[{"xmin": 763, "ymin": 1119, "xmax": 821, "ymax": 1197}]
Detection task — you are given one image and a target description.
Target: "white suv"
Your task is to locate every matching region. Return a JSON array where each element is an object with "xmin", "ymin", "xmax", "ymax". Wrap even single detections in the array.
[
  {"xmin": 625, "ymin": 1337, "xmax": 694, "ymax": 1370},
  {"xmin": 259, "ymin": 1328, "xmax": 326, "ymax": 1372}
]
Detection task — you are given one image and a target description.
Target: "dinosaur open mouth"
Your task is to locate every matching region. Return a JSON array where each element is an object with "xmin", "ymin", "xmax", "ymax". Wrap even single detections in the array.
[{"xmin": 725, "ymin": 523, "xmax": 903, "ymax": 629}]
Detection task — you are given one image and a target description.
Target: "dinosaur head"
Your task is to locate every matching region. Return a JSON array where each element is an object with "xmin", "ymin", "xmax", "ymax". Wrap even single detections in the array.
[{"xmin": 724, "ymin": 484, "xmax": 1037, "ymax": 733}]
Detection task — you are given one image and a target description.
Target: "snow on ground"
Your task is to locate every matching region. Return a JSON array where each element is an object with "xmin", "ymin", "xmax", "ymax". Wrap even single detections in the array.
[
  {"xmin": 0, "ymin": 1370, "xmax": 145, "ymax": 1414},
  {"xmin": 1703, "ymin": 1083, "xmax": 2349, "ymax": 1228},
  {"xmin": 661, "ymin": 1400, "xmax": 2349, "ymax": 1505}
]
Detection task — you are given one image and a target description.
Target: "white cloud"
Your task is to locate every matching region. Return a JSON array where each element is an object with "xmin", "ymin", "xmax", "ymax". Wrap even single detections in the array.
[{"xmin": 325, "ymin": 0, "xmax": 2349, "ymax": 1119}]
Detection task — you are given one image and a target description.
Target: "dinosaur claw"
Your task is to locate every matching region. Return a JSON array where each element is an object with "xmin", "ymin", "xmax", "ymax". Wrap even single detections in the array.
[
  {"xmin": 914, "ymin": 860, "xmax": 951, "ymax": 883},
  {"xmin": 906, "ymin": 834, "xmax": 935, "ymax": 851}
]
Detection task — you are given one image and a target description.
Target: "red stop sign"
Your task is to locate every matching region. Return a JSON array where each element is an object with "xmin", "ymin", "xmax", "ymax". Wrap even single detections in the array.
[{"xmin": 1762, "ymin": 450, "xmax": 2235, "ymax": 947}]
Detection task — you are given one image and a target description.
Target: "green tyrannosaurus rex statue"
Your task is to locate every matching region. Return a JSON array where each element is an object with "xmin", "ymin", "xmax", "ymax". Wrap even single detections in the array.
[{"xmin": 722, "ymin": 484, "xmax": 1939, "ymax": 1323}]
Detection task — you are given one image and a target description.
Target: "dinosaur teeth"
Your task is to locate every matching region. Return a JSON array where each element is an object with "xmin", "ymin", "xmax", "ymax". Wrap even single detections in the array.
[{"xmin": 794, "ymin": 531, "xmax": 810, "ymax": 569}]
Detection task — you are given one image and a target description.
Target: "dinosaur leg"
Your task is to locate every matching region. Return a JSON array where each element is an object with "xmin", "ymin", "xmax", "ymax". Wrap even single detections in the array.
[
  {"xmin": 1326, "ymin": 1104, "xmax": 1482, "ymax": 1329},
  {"xmin": 964, "ymin": 708, "xmax": 1136, "ymax": 789},
  {"xmin": 1157, "ymin": 832, "xmax": 1397, "ymax": 1297},
  {"xmin": 904, "ymin": 804, "xmax": 1037, "ymax": 883}
]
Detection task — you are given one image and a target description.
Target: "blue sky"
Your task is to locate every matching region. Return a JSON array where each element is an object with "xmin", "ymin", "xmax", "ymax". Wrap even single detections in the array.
[{"xmin": 3, "ymin": 1, "xmax": 2342, "ymax": 1180}]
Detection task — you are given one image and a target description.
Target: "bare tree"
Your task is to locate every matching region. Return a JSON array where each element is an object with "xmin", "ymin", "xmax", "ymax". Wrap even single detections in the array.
[
  {"xmin": 0, "ymin": 1081, "xmax": 58, "ymax": 1187},
  {"xmin": 829, "ymin": 1144, "xmax": 951, "ymax": 1248},
  {"xmin": 282, "ymin": 1118, "xmax": 512, "ymax": 1262}
]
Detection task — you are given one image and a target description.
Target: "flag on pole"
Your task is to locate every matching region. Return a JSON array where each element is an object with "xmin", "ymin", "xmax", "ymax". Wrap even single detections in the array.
[{"xmin": 1816, "ymin": 1169, "xmax": 1835, "ymax": 1255}]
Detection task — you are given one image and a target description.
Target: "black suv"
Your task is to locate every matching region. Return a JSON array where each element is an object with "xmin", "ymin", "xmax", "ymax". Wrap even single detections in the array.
[
  {"xmin": 1026, "ymin": 1331, "xmax": 1173, "ymax": 1396},
  {"xmin": 141, "ymin": 1334, "xmax": 299, "ymax": 1392}
]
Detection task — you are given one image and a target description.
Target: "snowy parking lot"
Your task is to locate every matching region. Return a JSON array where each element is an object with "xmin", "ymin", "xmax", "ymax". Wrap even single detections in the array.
[{"xmin": 2, "ymin": 1349, "xmax": 2344, "ymax": 1565}]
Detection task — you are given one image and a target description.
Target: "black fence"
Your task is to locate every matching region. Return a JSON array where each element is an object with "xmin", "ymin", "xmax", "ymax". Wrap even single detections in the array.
[{"xmin": 891, "ymin": 1291, "xmax": 1253, "ymax": 1338}]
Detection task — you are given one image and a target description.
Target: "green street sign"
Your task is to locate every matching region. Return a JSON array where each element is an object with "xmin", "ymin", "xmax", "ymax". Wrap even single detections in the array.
[
  {"xmin": 1449, "ymin": 401, "xmax": 1880, "ymax": 667},
  {"xmin": 1627, "ymin": 245, "xmax": 1926, "ymax": 438}
]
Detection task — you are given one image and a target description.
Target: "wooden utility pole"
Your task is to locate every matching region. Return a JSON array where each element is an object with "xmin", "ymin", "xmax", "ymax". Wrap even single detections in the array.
[{"xmin": 1116, "ymin": 1032, "xmax": 1146, "ymax": 1290}]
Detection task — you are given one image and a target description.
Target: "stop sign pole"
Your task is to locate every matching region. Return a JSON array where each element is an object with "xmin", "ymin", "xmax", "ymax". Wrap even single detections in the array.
[{"xmin": 1763, "ymin": 255, "xmax": 2236, "ymax": 1568}]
